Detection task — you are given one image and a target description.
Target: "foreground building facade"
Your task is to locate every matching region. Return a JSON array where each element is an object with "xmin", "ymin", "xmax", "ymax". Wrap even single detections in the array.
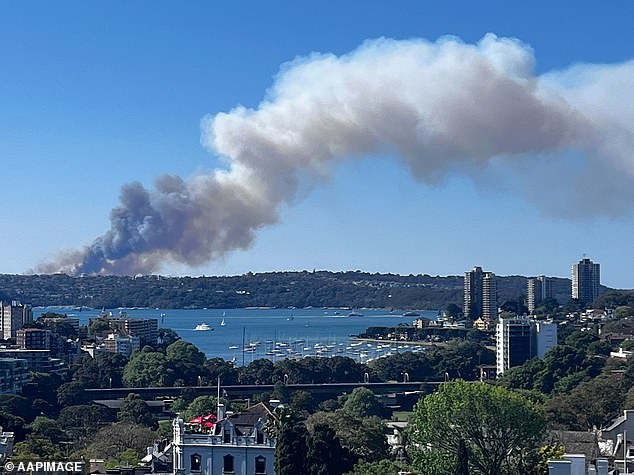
[{"xmin": 173, "ymin": 403, "xmax": 276, "ymax": 475}]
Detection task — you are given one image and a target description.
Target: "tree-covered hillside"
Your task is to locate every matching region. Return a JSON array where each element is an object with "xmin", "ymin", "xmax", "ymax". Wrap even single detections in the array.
[{"xmin": 0, "ymin": 271, "xmax": 579, "ymax": 309}]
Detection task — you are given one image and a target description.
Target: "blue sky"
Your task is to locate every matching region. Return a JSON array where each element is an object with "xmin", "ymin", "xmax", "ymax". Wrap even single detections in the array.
[{"xmin": 2, "ymin": 1, "xmax": 634, "ymax": 287}]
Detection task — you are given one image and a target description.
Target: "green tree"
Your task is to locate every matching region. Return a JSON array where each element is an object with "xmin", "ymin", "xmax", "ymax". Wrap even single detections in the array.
[
  {"xmin": 614, "ymin": 305, "xmax": 634, "ymax": 319},
  {"xmin": 58, "ymin": 405, "xmax": 111, "ymax": 440},
  {"xmin": 73, "ymin": 353, "xmax": 128, "ymax": 388},
  {"xmin": 29, "ymin": 416, "xmax": 65, "ymax": 444},
  {"xmin": 21, "ymin": 372, "xmax": 62, "ymax": 405},
  {"xmin": 0, "ymin": 411, "xmax": 26, "ymax": 439},
  {"xmin": 275, "ymin": 416, "xmax": 309, "ymax": 475},
  {"xmin": 166, "ymin": 341, "xmax": 207, "ymax": 385},
  {"xmin": 106, "ymin": 448, "xmax": 141, "ymax": 468},
  {"xmin": 123, "ymin": 350, "xmax": 173, "ymax": 387},
  {"xmin": 57, "ymin": 381, "xmax": 88, "ymax": 407},
  {"xmin": 239, "ymin": 358, "xmax": 275, "ymax": 384},
  {"xmin": 78, "ymin": 423, "xmax": 156, "ymax": 461},
  {"xmin": 342, "ymin": 387, "xmax": 389, "ymax": 419},
  {"xmin": 88, "ymin": 317, "xmax": 111, "ymax": 335},
  {"xmin": 117, "ymin": 393, "xmax": 156, "ymax": 428},
  {"xmin": 306, "ymin": 411, "xmax": 389, "ymax": 462},
  {"xmin": 307, "ymin": 423, "xmax": 355, "ymax": 475},
  {"xmin": 181, "ymin": 396, "xmax": 221, "ymax": 421},
  {"xmin": 204, "ymin": 357, "xmax": 239, "ymax": 385},
  {"xmin": 291, "ymin": 390, "xmax": 317, "ymax": 415},
  {"xmin": 12, "ymin": 436, "xmax": 62, "ymax": 461},
  {"xmin": 445, "ymin": 303, "xmax": 462, "ymax": 319},
  {"xmin": 545, "ymin": 375, "xmax": 627, "ymax": 430},
  {"xmin": 0, "ymin": 394, "xmax": 38, "ymax": 422},
  {"xmin": 410, "ymin": 381, "xmax": 545, "ymax": 475}
]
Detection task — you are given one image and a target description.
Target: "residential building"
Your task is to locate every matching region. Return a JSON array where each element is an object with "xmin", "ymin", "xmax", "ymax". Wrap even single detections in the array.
[
  {"xmin": 90, "ymin": 317, "xmax": 158, "ymax": 346},
  {"xmin": 571, "ymin": 257, "xmax": 601, "ymax": 304},
  {"xmin": 103, "ymin": 333, "xmax": 140, "ymax": 357},
  {"xmin": 464, "ymin": 267, "xmax": 497, "ymax": 321},
  {"xmin": 16, "ymin": 328, "xmax": 51, "ymax": 350},
  {"xmin": 81, "ymin": 342, "xmax": 108, "ymax": 358},
  {"xmin": 535, "ymin": 321, "xmax": 558, "ymax": 359},
  {"xmin": 412, "ymin": 317, "xmax": 431, "ymax": 329},
  {"xmin": 527, "ymin": 275, "xmax": 554, "ymax": 313},
  {"xmin": 0, "ymin": 427, "xmax": 15, "ymax": 463},
  {"xmin": 173, "ymin": 402, "xmax": 276, "ymax": 475},
  {"xmin": 496, "ymin": 317, "xmax": 557, "ymax": 374},
  {"xmin": 0, "ymin": 301, "xmax": 32, "ymax": 340},
  {"xmin": 38, "ymin": 314, "xmax": 80, "ymax": 333},
  {"xmin": 600, "ymin": 410, "xmax": 634, "ymax": 473},
  {"xmin": 0, "ymin": 358, "xmax": 29, "ymax": 394},
  {"xmin": 482, "ymin": 272, "xmax": 497, "ymax": 321},
  {"xmin": 473, "ymin": 317, "xmax": 493, "ymax": 331},
  {"xmin": 0, "ymin": 348, "xmax": 64, "ymax": 374}
]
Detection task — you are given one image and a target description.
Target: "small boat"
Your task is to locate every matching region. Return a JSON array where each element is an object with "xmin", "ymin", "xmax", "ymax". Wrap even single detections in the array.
[
  {"xmin": 348, "ymin": 309, "xmax": 364, "ymax": 317},
  {"xmin": 403, "ymin": 311, "xmax": 420, "ymax": 317},
  {"xmin": 228, "ymin": 345, "xmax": 239, "ymax": 350},
  {"xmin": 220, "ymin": 318, "xmax": 226, "ymax": 326},
  {"xmin": 194, "ymin": 323, "xmax": 213, "ymax": 331}
]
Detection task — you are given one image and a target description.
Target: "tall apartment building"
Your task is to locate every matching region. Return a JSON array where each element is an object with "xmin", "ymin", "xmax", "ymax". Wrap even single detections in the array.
[
  {"xmin": 464, "ymin": 267, "xmax": 497, "ymax": 320},
  {"xmin": 16, "ymin": 328, "xmax": 51, "ymax": 350},
  {"xmin": 572, "ymin": 257, "xmax": 601, "ymax": 304},
  {"xmin": 89, "ymin": 317, "xmax": 158, "ymax": 346},
  {"xmin": 496, "ymin": 317, "xmax": 558, "ymax": 375},
  {"xmin": 0, "ymin": 301, "xmax": 33, "ymax": 340},
  {"xmin": 527, "ymin": 275, "xmax": 554, "ymax": 313}
]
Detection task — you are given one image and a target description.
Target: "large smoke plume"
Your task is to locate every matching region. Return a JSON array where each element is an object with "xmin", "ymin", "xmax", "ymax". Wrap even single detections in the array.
[{"xmin": 38, "ymin": 34, "xmax": 634, "ymax": 275}]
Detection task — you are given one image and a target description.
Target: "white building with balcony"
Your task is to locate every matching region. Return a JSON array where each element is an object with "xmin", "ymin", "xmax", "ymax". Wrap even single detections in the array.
[{"xmin": 173, "ymin": 402, "xmax": 276, "ymax": 475}]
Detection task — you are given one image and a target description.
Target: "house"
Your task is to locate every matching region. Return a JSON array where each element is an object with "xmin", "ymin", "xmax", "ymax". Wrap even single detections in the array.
[
  {"xmin": 412, "ymin": 317, "xmax": 431, "ymax": 329},
  {"xmin": 601, "ymin": 332, "xmax": 634, "ymax": 346},
  {"xmin": 473, "ymin": 317, "xmax": 493, "ymax": 331},
  {"xmin": 173, "ymin": 402, "xmax": 276, "ymax": 475},
  {"xmin": 0, "ymin": 427, "xmax": 15, "ymax": 463},
  {"xmin": 546, "ymin": 430, "xmax": 600, "ymax": 463},
  {"xmin": 599, "ymin": 410, "xmax": 634, "ymax": 473},
  {"xmin": 610, "ymin": 347, "xmax": 634, "ymax": 359}
]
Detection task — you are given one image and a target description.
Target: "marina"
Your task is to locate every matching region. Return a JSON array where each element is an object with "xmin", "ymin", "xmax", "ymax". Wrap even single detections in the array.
[{"xmin": 32, "ymin": 306, "xmax": 438, "ymax": 365}]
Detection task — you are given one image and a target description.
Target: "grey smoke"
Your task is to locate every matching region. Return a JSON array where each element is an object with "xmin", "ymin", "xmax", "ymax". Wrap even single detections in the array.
[{"xmin": 38, "ymin": 34, "xmax": 634, "ymax": 275}]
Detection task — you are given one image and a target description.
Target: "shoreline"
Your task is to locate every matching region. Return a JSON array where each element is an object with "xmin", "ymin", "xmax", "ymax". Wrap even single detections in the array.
[{"xmin": 350, "ymin": 337, "xmax": 448, "ymax": 347}]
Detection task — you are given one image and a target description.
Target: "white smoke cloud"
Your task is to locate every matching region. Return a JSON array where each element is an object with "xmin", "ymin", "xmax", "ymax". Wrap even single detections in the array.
[{"xmin": 37, "ymin": 34, "xmax": 634, "ymax": 275}]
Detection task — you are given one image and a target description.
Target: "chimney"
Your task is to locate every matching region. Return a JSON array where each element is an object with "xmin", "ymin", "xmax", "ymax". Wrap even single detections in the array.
[
  {"xmin": 595, "ymin": 458, "xmax": 608, "ymax": 475},
  {"xmin": 548, "ymin": 460, "xmax": 571, "ymax": 475},
  {"xmin": 562, "ymin": 454, "xmax": 585, "ymax": 475},
  {"xmin": 217, "ymin": 403, "xmax": 226, "ymax": 421}
]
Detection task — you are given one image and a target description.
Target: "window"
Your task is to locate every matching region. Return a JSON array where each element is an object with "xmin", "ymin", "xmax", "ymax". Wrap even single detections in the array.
[
  {"xmin": 256, "ymin": 430, "xmax": 264, "ymax": 444},
  {"xmin": 223, "ymin": 454, "xmax": 234, "ymax": 473},
  {"xmin": 190, "ymin": 454, "xmax": 201, "ymax": 472},
  {"xmin": 255, "ymin": 456, "xmax": 266, "ymax": 474},
  {"xmin": 224, "ymin": 429, "xmax": 232, "ymax": 443}
]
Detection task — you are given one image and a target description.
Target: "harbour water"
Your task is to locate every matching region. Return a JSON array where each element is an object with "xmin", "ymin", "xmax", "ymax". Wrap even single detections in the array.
[{"xmin": 34, "ymin": 306, "xmax": 438, "ymax": 365}]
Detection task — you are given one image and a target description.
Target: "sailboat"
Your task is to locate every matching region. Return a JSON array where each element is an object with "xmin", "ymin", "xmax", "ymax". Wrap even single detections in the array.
[{"xmin": 220, "ymin": 311, "xmax": 226, "ymax": 326}]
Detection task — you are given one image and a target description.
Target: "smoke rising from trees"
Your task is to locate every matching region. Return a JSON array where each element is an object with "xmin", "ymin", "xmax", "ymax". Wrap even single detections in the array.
[{"xmin": 37, "ymin": 34, "xmax": 634, "ymax": 275}]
